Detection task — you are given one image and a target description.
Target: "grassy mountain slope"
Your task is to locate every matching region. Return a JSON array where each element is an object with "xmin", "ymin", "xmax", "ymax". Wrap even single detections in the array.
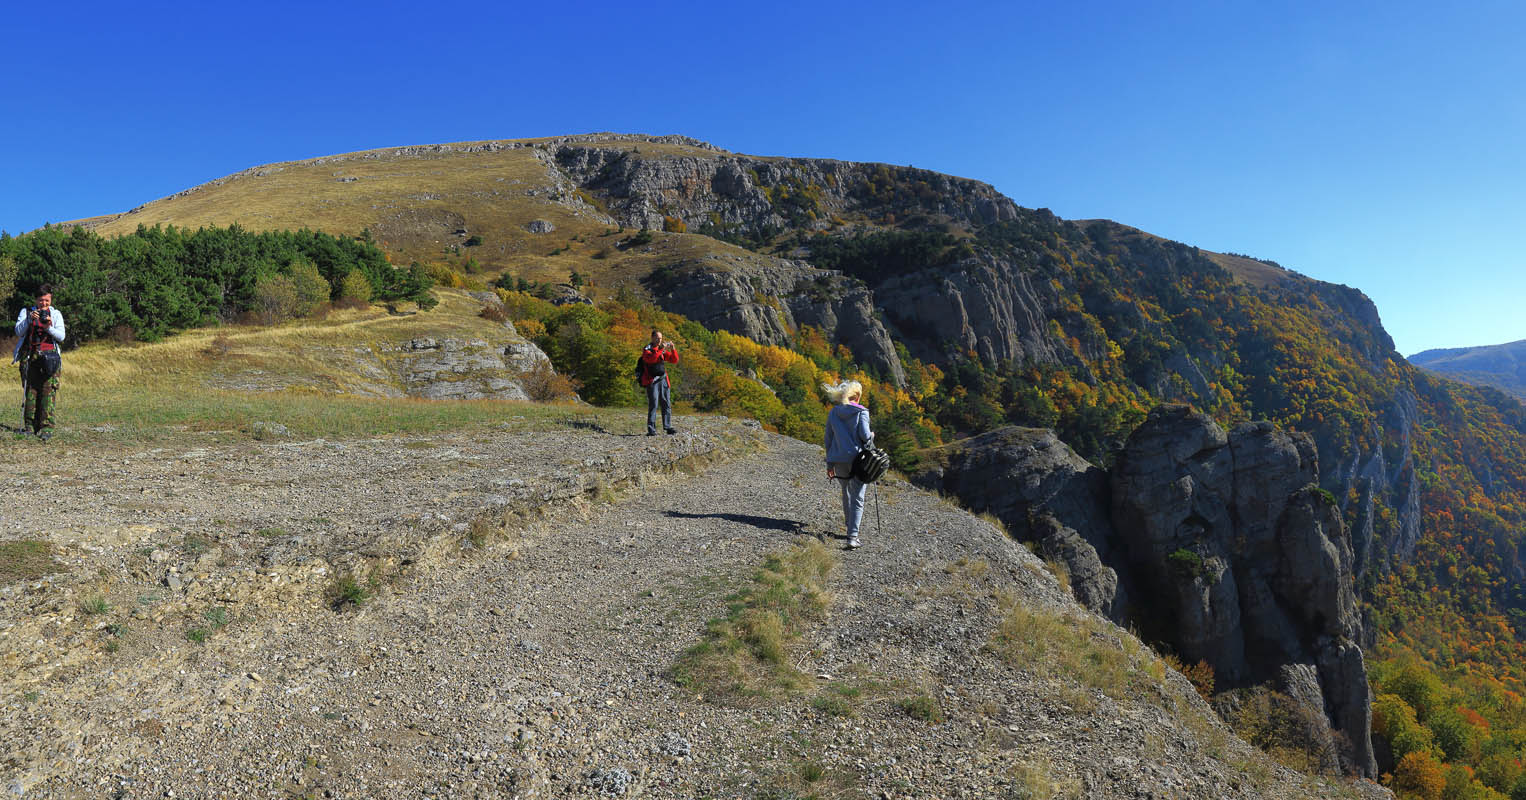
[{"xmin": 69, "ymin": 135, "xmax": 745, "ymax": 293}]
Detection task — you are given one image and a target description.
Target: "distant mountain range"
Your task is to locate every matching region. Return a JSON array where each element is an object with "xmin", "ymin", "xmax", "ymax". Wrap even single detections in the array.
[{"xmin": 1410, "ymin": 339, "xmax": 1526, "ymax": 401}]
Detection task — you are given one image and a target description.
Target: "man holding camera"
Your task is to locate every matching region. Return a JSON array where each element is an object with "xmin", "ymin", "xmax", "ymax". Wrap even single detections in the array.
[
  {"xmin": 13, "ymin": 285, "xmax": 65, "ymax": 439},
  {"xmin": 639, "ymin": 328, "xmax": 679, "ymax": 436}
]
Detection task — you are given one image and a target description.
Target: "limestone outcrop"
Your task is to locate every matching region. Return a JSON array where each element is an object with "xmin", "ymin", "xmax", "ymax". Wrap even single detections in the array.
[
  {"xmin": 875, "ymin": 252, "xmax": 1071, "ymax": 366},
  {"xmin": 388, "ymin": 335, "xmax": 551, "ymax": 401},
  {"xmin": 552, "ymin": 146, "xmax": 1018, "ymax": 239},
  {"xmin": 1112, "ymin": 405, "xmax": 1376, "ymax": 777}
]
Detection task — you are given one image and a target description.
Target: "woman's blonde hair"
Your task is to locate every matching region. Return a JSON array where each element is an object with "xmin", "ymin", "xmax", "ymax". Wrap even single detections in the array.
[{"xmin": 821, "ymin": 379, "xmax": 864, "ymax": 405}]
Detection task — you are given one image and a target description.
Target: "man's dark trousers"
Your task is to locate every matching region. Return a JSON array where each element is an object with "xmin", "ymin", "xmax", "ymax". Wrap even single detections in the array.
[{"xmin": 647, "ymin": 376, "xmax": 672, "ymax": 435}]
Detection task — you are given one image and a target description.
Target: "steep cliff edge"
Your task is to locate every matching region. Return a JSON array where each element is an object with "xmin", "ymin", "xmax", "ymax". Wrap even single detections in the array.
[
  {"xmin": 909, "ymin": 427, "xmax": 1121, "ymax": 618},
  {"xmin": 913, "ymin": 407, "xmax": 1378, "ymax": 778}
]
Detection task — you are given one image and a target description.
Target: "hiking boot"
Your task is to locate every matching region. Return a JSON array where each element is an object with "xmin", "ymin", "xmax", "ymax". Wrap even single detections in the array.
[
  {"xmin": 846, "ymin": 537, "xmax": 861, "ymax": 550},
  {"xmin": 665, "ymin": 428, "xmax": 677, "ymax": 435},
  {"xmin": 646, "ymin": 431, "xmax": 657, "ymax": 436},
  {"xmin": 36, "ymin": 430, "xmax": 51, "ymax": 442}
]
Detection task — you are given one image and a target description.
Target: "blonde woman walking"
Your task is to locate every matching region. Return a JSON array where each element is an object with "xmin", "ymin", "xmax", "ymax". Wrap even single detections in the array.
[{"xmin": 822, "ymin": 379, "xmax": 872, "ymax": 549}]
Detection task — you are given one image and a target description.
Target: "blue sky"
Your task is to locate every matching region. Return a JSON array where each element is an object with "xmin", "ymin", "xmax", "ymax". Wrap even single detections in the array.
[{"xmin": 3, "ymin": 0, "xmax": 1522, "ymax": 356}]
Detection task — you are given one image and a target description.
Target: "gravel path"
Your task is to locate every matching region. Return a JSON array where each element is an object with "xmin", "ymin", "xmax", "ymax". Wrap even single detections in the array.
[{"xmin": 2, "ymin": 423, "xmax": 1379, "ymax": 799}]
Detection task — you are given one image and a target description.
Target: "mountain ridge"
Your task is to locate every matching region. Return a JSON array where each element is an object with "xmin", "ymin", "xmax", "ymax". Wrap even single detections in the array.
[{"xmin": 1409, "ymin": 338, "xmax": 1526, "ymax": 402}]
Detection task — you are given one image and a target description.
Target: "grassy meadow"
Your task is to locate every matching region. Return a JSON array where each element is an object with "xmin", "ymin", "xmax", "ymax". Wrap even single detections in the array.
[{"xmin": 13, "ymin": 289, "xmax": 594, "ymax": 445}]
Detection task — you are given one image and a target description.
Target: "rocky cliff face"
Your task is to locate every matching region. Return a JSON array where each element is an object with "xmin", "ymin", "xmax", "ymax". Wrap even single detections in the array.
[
  {"xmin": 552, "ymin": 145, "xmax": 1036, "ymax": 383},
  {"xmin": 916, "ymin": 409, "xmax": 1377, "ymax": 778},
  {"xmin": 552, "ymin": 145, "xmax": 1018, "ymax": 238},
  {"xmin": 642, "ymin": 255, "xmax": 906, "ymax": 387},
  {"xmin": 876, "ymin": 252, "xmax": 1071, "ymax": 366},
  {"xmin": 1112, "ymin": 405, "xmax": 1375, "ymax": 778}
]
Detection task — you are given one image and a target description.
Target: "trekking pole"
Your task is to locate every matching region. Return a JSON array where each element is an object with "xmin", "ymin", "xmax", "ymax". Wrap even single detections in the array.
[{"xmin": 875, "ymin": 484, "xmax": 883, "ymax": 538}]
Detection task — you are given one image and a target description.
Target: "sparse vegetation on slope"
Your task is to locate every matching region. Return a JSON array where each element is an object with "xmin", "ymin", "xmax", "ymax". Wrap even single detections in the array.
[{"xmin": 673, "ymin": 541, "xmax": 836, "ymax": 703}]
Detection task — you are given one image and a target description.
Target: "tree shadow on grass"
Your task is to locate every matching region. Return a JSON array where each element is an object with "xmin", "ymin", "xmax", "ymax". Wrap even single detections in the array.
[{"xmin": 663, "ymin": 511, "xmax": 808, "ymax": 535}]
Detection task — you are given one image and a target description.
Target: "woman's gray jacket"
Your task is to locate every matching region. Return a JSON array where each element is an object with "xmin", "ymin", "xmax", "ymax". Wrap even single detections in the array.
[{"xmin": 823, "ymin": 402, "xmax": 872, "ymax": 464}]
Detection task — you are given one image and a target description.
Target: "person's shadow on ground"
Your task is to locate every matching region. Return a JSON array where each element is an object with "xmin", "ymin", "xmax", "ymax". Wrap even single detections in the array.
[{"xmin": 663, "ymin": 511, "xmax": 809, "ymax": 535}]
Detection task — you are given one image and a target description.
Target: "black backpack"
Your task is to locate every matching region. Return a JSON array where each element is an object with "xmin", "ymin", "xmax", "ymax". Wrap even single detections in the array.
[
  {"xmin": 31, "ymin": 350, "xmax": 62, "ymax": 380},
  {"xmin": 635, "ymin": 350, "xmax": 665, "ymax": 383},
  {"xmin": 851, "ymin": 443, "xmax": 891, "ymax": 484}
]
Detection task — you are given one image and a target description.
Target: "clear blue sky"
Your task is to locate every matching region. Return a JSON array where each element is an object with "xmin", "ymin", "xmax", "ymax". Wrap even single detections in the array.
[{"xmin": 3, "ymin": 0, "xmax": 1522, "ymax": 356}]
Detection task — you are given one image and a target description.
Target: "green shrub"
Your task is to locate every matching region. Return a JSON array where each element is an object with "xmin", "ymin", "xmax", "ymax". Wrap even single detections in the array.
[
  {"xmin": 328, "ymin": 571, "xmax": 379, "ymax": 610},
  {"xmin": 1167, "ymin": 548, "xmax": 1204, "ymax": 579},
  {"xmin": 0, "ymin": 254, "xmax": 16, "ymax": 307},
  {"xmin": 253, "ymin": 273, "xmax": 300, "ymax": 323},
  {"xmin": 337, "ymin": 270, "xmax": 373, "ymax": 304},
  {"xmin": 287, "ymin": 258, "xmax": 331, "ymax": 315}
]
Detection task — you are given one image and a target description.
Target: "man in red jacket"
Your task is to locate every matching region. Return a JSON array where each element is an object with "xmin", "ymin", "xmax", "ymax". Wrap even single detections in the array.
[{"xmin": 640, "ymin": 329, "xmax": 679, "ymax": 436}]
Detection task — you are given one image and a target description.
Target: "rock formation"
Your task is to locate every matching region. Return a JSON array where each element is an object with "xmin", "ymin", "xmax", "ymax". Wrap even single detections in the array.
[
  {"xmin": 1112, "ymin": 405, "xmax": 1376, "ymax": 777},
  {"xmin": 915, "ymin": 408, "xmax": 1377, "ymax": 778},
  {"xmin": 908, "ymin": 427, "xmax": 1121, "ymax": 618},
  {"xmin": 552, "ymin": 143, "xmax": 1034, "ymax": 384},
  {"xmin": 552, "ymin": 145, "xmax": 1018, "ymax": 239}
]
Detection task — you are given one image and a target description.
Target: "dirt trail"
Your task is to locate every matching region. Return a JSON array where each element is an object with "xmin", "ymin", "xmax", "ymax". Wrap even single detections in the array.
[{"xmin": 3, "ymin": 424, "xmax": 1356, "ymax": 799}]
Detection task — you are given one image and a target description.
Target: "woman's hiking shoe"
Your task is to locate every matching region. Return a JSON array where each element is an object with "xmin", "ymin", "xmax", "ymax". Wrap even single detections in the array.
[
  {"xmin": 665, "ymin": 428, "xmax": 677, "ymax": 435},
  {"xmin": 846, "ymin": 537, "xmax": 861, "ymax": 550}
]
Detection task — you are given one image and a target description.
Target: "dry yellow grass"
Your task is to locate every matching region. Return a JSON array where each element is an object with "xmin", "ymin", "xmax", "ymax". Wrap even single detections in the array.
[
  {"xmin": 673, "ymin": 540, "xmax": 837, "ymax": 704},
  {"xmin": 68, "ymin": 290, "xmax": 494, "ymax": 391},
  {"xmin": 988, "ymin": 593, "xmax": 1166, "ymax": 709},
  {"xmin": 45, "ymin": 288, "xmax": 588, "ymax": 443},
  {"xmin": 0, "ymin": 541, "xmax": 57, "ymax": 581}
]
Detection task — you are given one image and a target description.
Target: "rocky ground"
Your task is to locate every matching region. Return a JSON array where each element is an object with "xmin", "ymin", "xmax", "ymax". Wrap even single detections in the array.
[{"xmin": 1, "ymin": 417, "xmax": 1388, "ymax": 799}]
